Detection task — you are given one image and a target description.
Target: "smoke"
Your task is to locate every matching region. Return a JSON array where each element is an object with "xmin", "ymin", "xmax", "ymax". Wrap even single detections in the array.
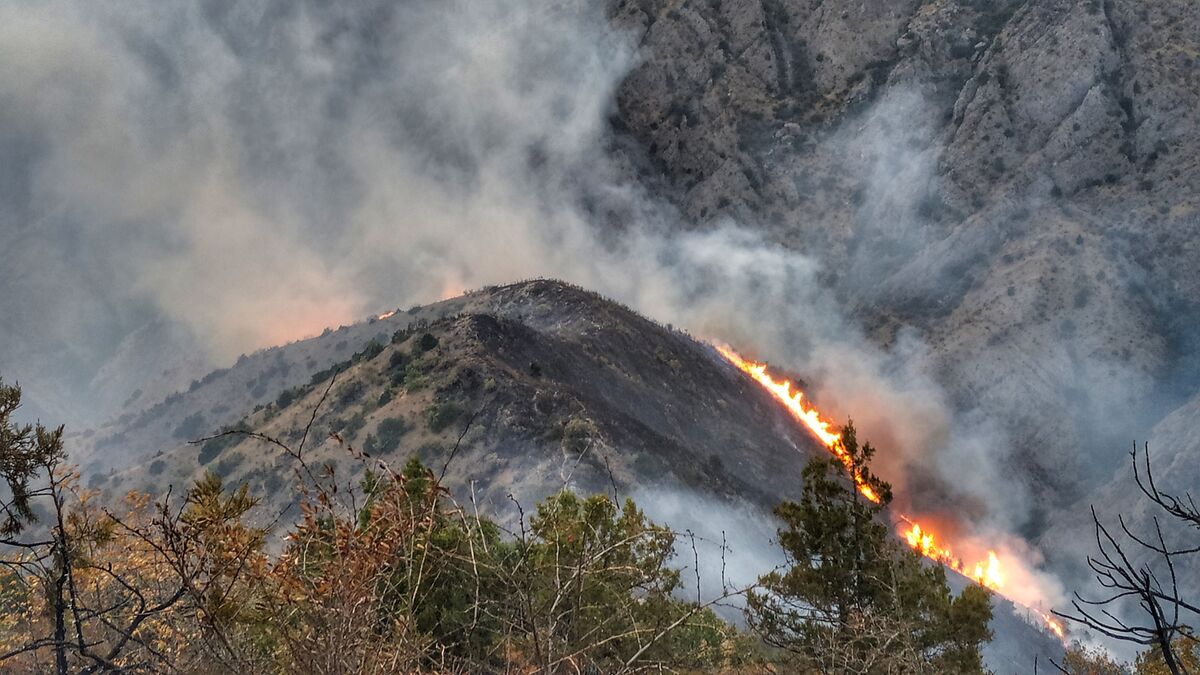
[
  {"xmin": 630, "ymin": 488, "xmax": 784, "ymax": 609},
  {"xmin": 0, "ymin": 0, "xmax": 1072, "ymax": 618}
]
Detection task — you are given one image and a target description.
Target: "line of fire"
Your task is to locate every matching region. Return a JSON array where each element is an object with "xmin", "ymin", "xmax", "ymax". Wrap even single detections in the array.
[{"xmin": 714, "ymin": 344, "xmax": 1066, "ymax": 641}]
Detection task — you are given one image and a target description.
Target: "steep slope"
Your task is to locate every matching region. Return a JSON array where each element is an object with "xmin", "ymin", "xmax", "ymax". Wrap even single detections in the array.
[
  {"xmin": 607, "ymin": 0, "xmax": 1200, "ymax": 524},
  {"xmin": 84, "ymin": 280, "xmax": 830, "ymax": 513},
  {"xmin": 77, "ymin": 279, "xmax": 1065, "ymax": 669}
]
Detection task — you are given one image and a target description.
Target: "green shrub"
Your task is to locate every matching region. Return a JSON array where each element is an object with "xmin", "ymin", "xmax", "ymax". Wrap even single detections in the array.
[
  {"xmin": 417, "ymin": 333, "xmax": 439, "ymax": 352},
  {"xmin": 275, "ymin": 387, "xmax": 304, "ymax": 409},
  {"xmin": 353, "ymin": 340, "xmax": 385, "ymax": 363},
  {"xmin": 388, "ymin": 350, "xmax": 408, "ymax": 371},
  {"xmin": 562, "ymin": 417, "xmax": 597, "ymax": 453},
  {"xmin": 173, "ymin": 412, "xmax": 207, "ymax": 440},
  {"xmin": 214, "ymin": 452, "xmax": 244, "ymax": 479},
  {"xmin": 426, "ymin": 402, "xmax": 463, "ymax": 433},
  {"xmin": 364, "ymin": 417, "xmax": 409, "ymax": 455},
  {"xmin": 198, "ymin": 424, "xmax": 250, "ymax": 464}
]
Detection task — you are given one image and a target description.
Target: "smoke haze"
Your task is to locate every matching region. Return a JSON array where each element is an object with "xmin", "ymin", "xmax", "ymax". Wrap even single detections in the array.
[{"xmin": 1, "ymin": 0, "xmax": 1074, "ymax": 620}]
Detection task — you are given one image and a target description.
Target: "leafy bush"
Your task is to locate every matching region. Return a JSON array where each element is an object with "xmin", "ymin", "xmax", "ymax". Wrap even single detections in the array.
[
  {"xmin": 562, "ymin": 417, "xmax": 597, "ymax": 453},
  {"xmin": 387, "ymin": 350, "xmax": 408, "ymax": 371},
  {"xmin": 364, "ymin": 417, "xmax": 408, "ymax": 455},
  {"xmin": 353, "ymin": 340, "xmax": 385, "ymax": 364},
  {"xmin": 417, "ymin": 333, "xmax": 439, "ymax": 353},
  {"xmin": 214, "ymin": 453, "xmax": 245, "ymax": 479},
  {"xmin": 198, "ymin": 423, "xmax": 250, "ymax": 464},
  {"xmin": 426, "ymin": 402, "xmax": 463, "ymax": 433},
  {"xmin": 173, "ymin": 412, "xmax": 207, "ymax": 440},
  {"xmin": 275, "ymin": 387, "xmax": 304, "ymax": 409}
]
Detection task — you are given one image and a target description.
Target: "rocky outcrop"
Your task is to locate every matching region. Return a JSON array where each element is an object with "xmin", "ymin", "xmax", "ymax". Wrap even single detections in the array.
[{"xmin": 607, "ymin": 0, "xmax": 1200, "ymax": 529}]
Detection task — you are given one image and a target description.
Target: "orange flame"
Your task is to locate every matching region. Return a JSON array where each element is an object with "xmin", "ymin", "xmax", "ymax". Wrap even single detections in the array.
[
  {"xmin": 716, "ymin": 345, "xmax": 878, "ymax": 503},
  {"xmin": 1041, "ymin": 613, "xmax": 1066, "ymax": 640},
  {"xmin": 900, "ymin": 518, "xmax": 1002, "ymax": 590},
  {"xmin": 377, "ymin": 309, "xmax": 398, "ymax": 321},
  {"xmin": 715, "ymin": 344, "xmax": 1065, "ymax": 639}
]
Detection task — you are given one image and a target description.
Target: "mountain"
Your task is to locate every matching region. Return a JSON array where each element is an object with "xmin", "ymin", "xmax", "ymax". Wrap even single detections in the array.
[
  {"xmin": 606, "ymin": 0, "xmax": 1200, "ymax": 544},
  {"xmin": 71, "ymin": 279, "xmax": 1062, "ymax": 671},
  {"xmin": 79, "ymin": 280, "xmax": 832, "ymax": 512}
]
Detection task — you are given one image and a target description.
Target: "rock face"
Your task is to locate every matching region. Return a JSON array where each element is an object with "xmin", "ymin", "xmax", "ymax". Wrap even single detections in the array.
[{"xmin": 606, "ymin": 0, "xmax": 1200, "ymax": 533}]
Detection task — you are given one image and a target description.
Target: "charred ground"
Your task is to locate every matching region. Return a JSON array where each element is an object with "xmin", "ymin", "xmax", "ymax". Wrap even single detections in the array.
[{"xmin": 82, "ymin": 280, "xmax": 827, "ymax": 515}]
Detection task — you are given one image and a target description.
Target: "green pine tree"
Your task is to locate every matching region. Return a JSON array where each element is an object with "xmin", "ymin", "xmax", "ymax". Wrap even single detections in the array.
[{"xmin": 746, "ymin": 420, "xmax": 993, "ymax": 673}]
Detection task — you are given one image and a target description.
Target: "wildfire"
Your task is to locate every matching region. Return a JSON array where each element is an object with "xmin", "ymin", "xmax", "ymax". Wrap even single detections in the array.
[
  {"xmin": 715, "ymin": 345, "xmax": 879, "ymax": 503},
  {"xmin": 1041, "ymin": 613, "xmax": 1066, "ymax": 640},
  {"xmin": 900, "ymin": 519, "xmax": 1003, "ymax": 590},
  {"xmin": 377, "ymin": 309, "xmax": 398, "ymax": 321},
  {"xmin": 714, "ymin": 344, "xmax": 1065, "ymax": 639}
]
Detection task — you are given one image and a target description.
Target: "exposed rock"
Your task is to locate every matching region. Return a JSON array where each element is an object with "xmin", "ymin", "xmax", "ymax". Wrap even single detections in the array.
[{"xmin": 607, "ymin": 0, "xmax": 1200, "ymax": 538}]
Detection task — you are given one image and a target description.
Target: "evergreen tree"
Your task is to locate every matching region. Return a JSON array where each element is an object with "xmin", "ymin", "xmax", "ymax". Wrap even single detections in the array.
[{"xmin": 746, "ymin": 421, "xmax": 993, "ymax": 673}]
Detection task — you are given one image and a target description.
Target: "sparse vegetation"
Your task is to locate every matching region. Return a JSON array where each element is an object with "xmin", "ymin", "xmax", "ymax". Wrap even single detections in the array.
[
  {"xmin": 1, "ymin": 380, "xmax": 755, "ymax": 672},
  {"xmin": 214, "ymin": 452, "xmax": 245, "ymax": 478},
  {"xmin": 198, "ymin": 422, "xmax": 251, "ymax": 464}
]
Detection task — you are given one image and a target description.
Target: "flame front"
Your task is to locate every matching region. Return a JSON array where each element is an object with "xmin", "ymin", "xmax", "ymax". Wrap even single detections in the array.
[
  {"xmin": 716, "ymin": 345, "xmax": 879, "ymax": 503},
  {"xmin": 715, "ymin": 344, "xmax": 1065, "ymax": 638},
  {"xmin": 900, "ymin": 519, "xmax": 1003, "ymax": 590}
]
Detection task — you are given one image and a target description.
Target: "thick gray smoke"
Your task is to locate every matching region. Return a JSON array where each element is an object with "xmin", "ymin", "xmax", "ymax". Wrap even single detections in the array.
[{"xmin": 0, "ymin": 0, "xmax": 1068, "ymax": 614}]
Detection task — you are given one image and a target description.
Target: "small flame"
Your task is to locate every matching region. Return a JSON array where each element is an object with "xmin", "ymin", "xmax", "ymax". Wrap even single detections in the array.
[
  {"xmin": 377, "ymin": 309, "xmax": 398, "ymax": 321},
  {"xmin": 1041, "ymin": 613, "xmax": 1066, "ymax": 640},
  {"xmin": 715, "ymin": 344, "xmax": 1065, "ymax": 640}
]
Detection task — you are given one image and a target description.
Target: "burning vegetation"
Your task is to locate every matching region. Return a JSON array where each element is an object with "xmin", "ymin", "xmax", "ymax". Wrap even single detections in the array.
[{"xmin": 715, "ymin": 344, "xmax": 1067, "ymax": 641}]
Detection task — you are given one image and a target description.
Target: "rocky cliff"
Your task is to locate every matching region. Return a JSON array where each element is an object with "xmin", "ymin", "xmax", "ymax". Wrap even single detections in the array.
[{"xmin": 607, "ymin": 0, "xmax": 1200, "ymax": 534}]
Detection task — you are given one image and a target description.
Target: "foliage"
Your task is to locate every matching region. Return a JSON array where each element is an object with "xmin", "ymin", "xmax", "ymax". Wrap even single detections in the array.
[
  {"xmin": 275, "ymin": 386, "xmax": 305, "ymax": 409},
  {"xmin": 0, "ymin": 379, "xmax": 64, "ymax": 536},
  {"xmin": 3, "ymin": 387, "xmax": 1008, "ymax": 674},
  {"xmin": 1135, "ymin": 637, "xmax": 1200, "ymax": 674},
  {"xmin": 746, "ymin": 421, "xmax": 993, "ymax": 673},
  {"xmin": 363, "ymin": 417, "xmax": 408, "ymax": 456},
  {"xmin": 426, "ymin": 402, "xmax": 463, "ymax": 433},
  {"xmin": 173, "ymin": 411, "xmax": 207, "ymax": 440},
  {"xmin": 561, "ymin": 417, "xmax": 596, "ymax": 453},
  {"xmin": 199, "ymin": 422, "xmax": 251, "ymax": 464},
  {"xmin": 416, "ymin": 333, "xmax": 439, "ymax": 353},
  {"xmin": 2, "ymin": 375, "xmax": 754, "ymax": 673},
  {"xmin": 1, "ymin": 373, "xmax": 267, "ymax": 673},
  {"xmin": 1059, "ymin": 644, "xmax": 1127, "ymax": 674}
]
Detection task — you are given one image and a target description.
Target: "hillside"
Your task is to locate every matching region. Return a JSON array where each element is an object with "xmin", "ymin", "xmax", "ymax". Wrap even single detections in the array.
[
  {"xmin": 70, "ymin": 279, "xmax": 1062, "ymax": 671},
  {"xmin": 5, "ymin": 0, "xmax": 1198, "ymax": 667},
  {"xmin": 608, "ymin": 0, "xmax": 1200, "ymax": 525},
  {"xmin": 83, "ymin": 280, "xmax": 831, "ymax": 514}
]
